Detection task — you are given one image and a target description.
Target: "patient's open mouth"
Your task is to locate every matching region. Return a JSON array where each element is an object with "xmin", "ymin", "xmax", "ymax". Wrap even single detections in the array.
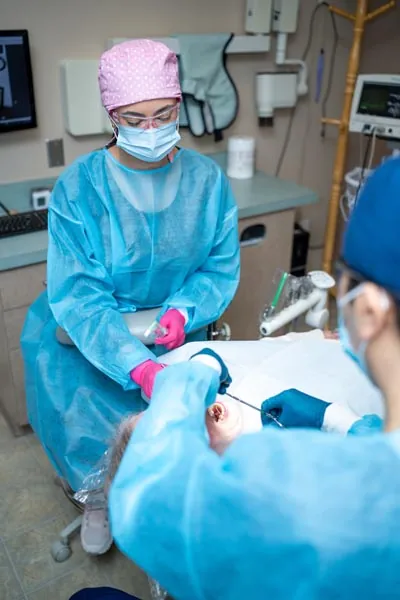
[{"xmin": 208, "ymin": 402, "xmax": 226, "ymax": 423}]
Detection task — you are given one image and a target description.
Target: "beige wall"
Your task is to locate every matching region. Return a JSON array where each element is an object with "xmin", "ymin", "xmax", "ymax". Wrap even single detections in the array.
[{"xmin": 0, "ymin": 0, "xmax": 366, "ymax": 266}]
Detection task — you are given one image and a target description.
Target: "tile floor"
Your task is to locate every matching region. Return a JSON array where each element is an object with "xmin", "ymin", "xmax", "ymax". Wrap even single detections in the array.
[{"xmin": 0, "ymin": 414, "xmax": 152, "ymax": 600}]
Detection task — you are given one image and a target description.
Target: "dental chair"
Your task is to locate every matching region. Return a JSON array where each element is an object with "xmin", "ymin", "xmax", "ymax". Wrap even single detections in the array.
[
  {"xmin": 49, "ymin": 270, "xmax": 332, "ymax": 562},
  {"xmin": 50, "ymin": 316, "xmax": 229, "ymax": 563}
]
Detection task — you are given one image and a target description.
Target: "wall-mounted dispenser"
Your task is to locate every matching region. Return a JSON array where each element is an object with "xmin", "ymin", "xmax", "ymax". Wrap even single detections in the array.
[
  {"xmin": 245, "ymin": 0, "xmax": 273, "ymax": 35},
  {"xmin": 256, "ymin": 72, "xmax": 298, "ymax": 126},
  {"xmin": 255, "ymin": 0, "xmax": 306, "ymax": 126}
]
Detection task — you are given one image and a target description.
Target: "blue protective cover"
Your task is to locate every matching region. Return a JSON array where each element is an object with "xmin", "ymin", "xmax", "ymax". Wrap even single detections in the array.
[
  {"xmin": 21, "ymin": 147, "xmax": 239, "ymax": 491},
  {"xmin": 110, "ymin": 362, "xmax": 400, "ymax": 600}
]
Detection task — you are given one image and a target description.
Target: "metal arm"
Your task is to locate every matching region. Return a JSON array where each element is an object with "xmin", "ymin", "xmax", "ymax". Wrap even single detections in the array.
[{"xmin": 259, "ymin": 271, "xmax": 335, "ymax": 337}]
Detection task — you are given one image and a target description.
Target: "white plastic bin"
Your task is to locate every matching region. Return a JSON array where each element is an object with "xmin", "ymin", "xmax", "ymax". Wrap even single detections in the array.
[{"xmin": 341, "ymin": 167, "xmax": 373, "ymax": 219}]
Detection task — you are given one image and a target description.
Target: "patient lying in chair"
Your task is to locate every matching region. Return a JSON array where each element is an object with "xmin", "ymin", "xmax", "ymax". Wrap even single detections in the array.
[{"xmin": 105, "ymin": 397, "xmax": 244, "ymax": 496}]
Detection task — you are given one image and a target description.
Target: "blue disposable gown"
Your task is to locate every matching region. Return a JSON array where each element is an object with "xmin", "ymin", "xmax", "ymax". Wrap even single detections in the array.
[
  {"xmin": 21, "ymin": 148, "xmax": 240, "ymax": 491},
  {"xmin": 110, "ymin": 363, "xmax": 400, "ymax": 600},
  {"xmin": 349, "ymin": 414, "xmax": 383, "ymax": 434}
]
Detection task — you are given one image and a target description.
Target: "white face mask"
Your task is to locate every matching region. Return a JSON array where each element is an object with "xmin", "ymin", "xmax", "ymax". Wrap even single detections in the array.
[{"xmin": 116, "ymin": 120, "xmax": 181, "ymax": 163}]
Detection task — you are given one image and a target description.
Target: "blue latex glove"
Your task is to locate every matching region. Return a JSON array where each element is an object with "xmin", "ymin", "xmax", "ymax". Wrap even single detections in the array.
[
  {"xmin": 190, "ymin": 348, "xmax": 232, "ymax": 394},
  {"xmin": 261, "ymin": 389, "xmax": 331, "ymax": 429}
]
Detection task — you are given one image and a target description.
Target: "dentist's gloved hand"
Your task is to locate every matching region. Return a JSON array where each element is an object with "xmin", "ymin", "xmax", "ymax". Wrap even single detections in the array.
[
  {"xmin": 190, "ymin": 348, "xmax": 232, "ymax": 395},
  {"xmin": 262, "ymin": 389, "xmax": 330, "ymax": 429},
  {"xmin": 155, "ymin": 309, "xmax": 186, "ymax": 350},
  {"xmin": 130, "ymin": 360, "xmax": 166, "ymax": 399},
  {"xmin": 262, "ymin": 389, "xmax": 360, "ymax": 434}
]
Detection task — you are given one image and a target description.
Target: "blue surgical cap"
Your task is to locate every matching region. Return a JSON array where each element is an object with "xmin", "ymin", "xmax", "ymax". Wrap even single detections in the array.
[{"xmin": 342, "ymin": 156, "xmax": 400, "ymax": 295}]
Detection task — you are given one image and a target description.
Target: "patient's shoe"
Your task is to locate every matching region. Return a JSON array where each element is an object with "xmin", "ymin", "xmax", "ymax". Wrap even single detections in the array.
[{"xmin": 80, "ymin": 505, "xmax": 113, "ymax": 555}]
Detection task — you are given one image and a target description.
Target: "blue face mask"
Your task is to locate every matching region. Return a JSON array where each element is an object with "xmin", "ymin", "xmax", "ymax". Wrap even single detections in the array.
[
  {"xmin": 337, "ymin": 284, "xmax": 371, "ymax": 379},
  {"xmin": 338, "ymin": 313, "xmax": 369, "ymax": 376},
  {"xmin": 116, "ymin": 120, "xmax": 181, "ymax": 163}
]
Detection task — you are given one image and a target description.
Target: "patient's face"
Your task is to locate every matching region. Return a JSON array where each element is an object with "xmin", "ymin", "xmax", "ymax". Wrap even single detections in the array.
[
  {"xmin": 205, "ymin": 399, "xmax": 243, "ymax": 455},
  {"xmin": 106, "ymin": 400, "xmax": 244, "ymax": 492}
]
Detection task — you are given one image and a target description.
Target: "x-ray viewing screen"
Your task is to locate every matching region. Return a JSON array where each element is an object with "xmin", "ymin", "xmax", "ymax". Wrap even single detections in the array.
[{"xmin": 0, "ymin": 30, "xmax": 37, "ymax": 133}]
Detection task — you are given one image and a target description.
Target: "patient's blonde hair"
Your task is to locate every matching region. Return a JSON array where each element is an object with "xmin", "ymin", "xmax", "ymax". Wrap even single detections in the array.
[{"xmin": 104, "ymin": 413, "xmax": 143, "ymax": 497}]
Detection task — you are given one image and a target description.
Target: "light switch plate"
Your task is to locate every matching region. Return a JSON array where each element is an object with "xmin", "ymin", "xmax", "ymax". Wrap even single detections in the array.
[{"xmin": 46, "ymin": 138, "xmax": 65, "ymax": 168}]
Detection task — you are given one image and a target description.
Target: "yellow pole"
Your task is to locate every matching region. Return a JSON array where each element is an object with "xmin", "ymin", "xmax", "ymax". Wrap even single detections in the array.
[
  {"xmin": 329, "ymin": 6, "xmax": 355, "ymax": 20},
  {"xmin": 322, "ymin": 0, "xmax": 395, "ymax": 277},
  {"xmin": 322, "ymin": 0, "xmax": 368, "ymax": 276},
  {"xmin": 365, "ymin": 1, "xmax": 396, "ymax": 21}
]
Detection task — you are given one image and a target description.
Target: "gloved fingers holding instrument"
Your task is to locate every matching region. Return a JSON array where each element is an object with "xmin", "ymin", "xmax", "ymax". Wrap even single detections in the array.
[
  {"xmin": 155, "ymin": 309, "xmax": 187, "ymax": 350},
  {"xmin": 131, "ymin": 346, "xmax": 231, "ymax": 406},
  {"xmin": 261, "ymin": 389, "xmax": 331, "ymax": 429},
  {"xmin": 261, "ymin": 388, "xmax": 380, "ymax": 435}
]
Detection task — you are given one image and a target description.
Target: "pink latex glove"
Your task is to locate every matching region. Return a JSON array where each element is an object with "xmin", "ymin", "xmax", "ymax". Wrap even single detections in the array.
[
  {"xmin": 130, "ymin": 360, "xmax": 166, "ymax": 399},
  {"xmin": 155, "ymin": 309, "xmax": 186, "ymax": 350}
]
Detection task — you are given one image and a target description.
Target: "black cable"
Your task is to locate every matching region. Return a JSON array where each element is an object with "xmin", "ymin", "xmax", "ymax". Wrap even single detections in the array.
[
  {"xmin": 353, "ymin": 128, "xmax": 374, "ymax": 208},
  {"xmin": 321, "ymin": 10, "xmax": 339, "ymax": 137},
  {"xmin": 275, "ymin": 2, "xmax": 330, "ymax": 176},
  {"xmin": 0, "ymin": 201, "xmax": 11, "ymax": 216}
]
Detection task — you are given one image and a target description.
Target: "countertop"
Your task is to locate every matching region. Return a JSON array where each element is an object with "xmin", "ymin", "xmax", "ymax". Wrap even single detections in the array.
[
  {"xmin": 211, "ymin": 153, "xmax": 318, "ymax": 219},
  {"xmin": 0, "ymin": 152, "xmax": 317, "ymax": 273}
]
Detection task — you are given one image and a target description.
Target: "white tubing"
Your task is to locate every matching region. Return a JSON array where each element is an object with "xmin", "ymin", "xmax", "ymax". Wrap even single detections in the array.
[
  {"xmin": 275, "ymin": 33, "xmax": 308, "ymax": 95},
  {"xmin": 260, "ymin": 289, "xmax": 324, "ymax": 336}
]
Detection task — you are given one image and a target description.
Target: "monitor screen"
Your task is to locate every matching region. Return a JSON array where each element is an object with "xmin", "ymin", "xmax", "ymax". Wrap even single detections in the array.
[
  {"xmin": 0, "ymin": 30, "xmax": 37, "ymax": 133},
  {"xmin": 358, "ymin": 82, "xmax": 400, "ymax": 120}
]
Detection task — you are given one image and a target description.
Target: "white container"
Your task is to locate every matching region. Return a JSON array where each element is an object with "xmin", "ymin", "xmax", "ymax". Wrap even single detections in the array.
[
  {"xmin": 227, "ymin": 136, "xmax": 256, "ymax": 179},
  {"xmin": 340, "ymin": 166, "xmax": 373, "ymax": 220},
  {"xmin": 345, "ymin": 167, "xmax": 373, "ymax": 203}
]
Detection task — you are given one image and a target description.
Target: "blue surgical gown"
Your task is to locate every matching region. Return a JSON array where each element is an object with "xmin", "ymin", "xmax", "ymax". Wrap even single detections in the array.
[
  {"xmin": 110, "ymin": 363, "xmax": 400, "ymax": 600},
  {"xmin": 349, "ymin": 414, "xmax": 383, "ymax": 434},
  {"xmin": 21, "ymin": 148, "xmax": 240, "ymax": 491}
]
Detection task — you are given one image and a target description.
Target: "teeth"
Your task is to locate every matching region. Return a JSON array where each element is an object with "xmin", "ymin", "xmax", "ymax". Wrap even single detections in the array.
[{"xmin": 208, "ymin": 403, "xmax": 226, "ymax": 423}]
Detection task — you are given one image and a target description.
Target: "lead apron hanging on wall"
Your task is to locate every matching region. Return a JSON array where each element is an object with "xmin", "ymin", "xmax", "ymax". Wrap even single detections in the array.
[{"xmin": 176, "ymin": 33, "xmax": 239, "ymax": 141}]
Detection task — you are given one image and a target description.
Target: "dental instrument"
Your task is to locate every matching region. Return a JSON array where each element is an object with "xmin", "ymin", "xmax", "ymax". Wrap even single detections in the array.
[
  {"xmin": 225, "ymin": 391, "xmax": 285, "ymax": 429},
  {"xmin": 144, "ymin": 320, "xmax": 168, "ymax": 339}
]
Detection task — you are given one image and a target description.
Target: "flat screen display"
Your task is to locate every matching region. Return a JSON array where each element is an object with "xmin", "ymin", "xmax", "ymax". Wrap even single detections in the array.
[
  {"xmin": 358, "ymin": 82, "xmax": 400, "ymax": 120},
  {"xmin": 0, "ymin": 30, "xmax": 37, "ymax": 133}
]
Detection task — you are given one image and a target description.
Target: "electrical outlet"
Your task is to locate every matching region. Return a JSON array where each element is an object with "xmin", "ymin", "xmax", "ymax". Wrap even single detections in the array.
[
  {"xmin": 46, "ymin": 138, "xmax": 65, "ymax": 168},
  {"xmin": 31, "ymin": 188, "xmax": 52, "ymax": 210}
]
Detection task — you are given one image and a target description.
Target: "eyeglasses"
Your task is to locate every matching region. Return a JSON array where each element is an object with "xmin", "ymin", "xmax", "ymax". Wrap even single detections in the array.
[{"xmin": 116, "ymin": 105, "xmax": 179, "ymax": 130}]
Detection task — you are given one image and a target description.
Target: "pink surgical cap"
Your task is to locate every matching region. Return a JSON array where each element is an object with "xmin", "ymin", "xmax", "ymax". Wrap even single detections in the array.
[{"xmin": 98, "ymin": 39, "xmax": 182, "ymax": 112}]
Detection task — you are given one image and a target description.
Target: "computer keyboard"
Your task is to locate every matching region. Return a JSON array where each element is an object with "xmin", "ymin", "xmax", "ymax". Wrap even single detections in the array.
[{"xmin": 0, "ymin": 209, "xmax": 48, "ymax": 239}]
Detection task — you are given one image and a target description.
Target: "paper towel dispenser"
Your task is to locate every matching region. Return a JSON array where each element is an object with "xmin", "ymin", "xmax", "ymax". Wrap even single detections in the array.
[{"xmin": 60, "ymin": 60, "xmax": 112, "ymax": 137}]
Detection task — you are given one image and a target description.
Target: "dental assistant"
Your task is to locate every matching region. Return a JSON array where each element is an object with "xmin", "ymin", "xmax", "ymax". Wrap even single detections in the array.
[
  {"xmin": 109, "ymin": 157, "xmax": 400, "ymax": 599},
  {"xmin": 21, "ymin": 39, "xmax": 239, "ymax": 555}
]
